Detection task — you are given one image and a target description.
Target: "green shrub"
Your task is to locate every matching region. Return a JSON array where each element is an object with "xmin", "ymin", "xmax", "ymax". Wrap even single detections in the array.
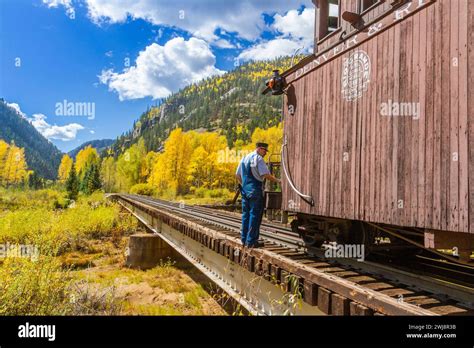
[
  {"xmin": 194, "ymin": 187, "xmax": 207, "ymax": 198},
  {"xmin": 0, "ymin": 256, "xmax": 122, "ymax": 315},
  {"xmin": 0, "ymin": 191, "xmax": 137, "ymax": 254},
  {"xmin": 192, "ymin": 187, "xmax": 231, "ymax": 199},
  {"xmin": 129, "ymin": 183, "xmax": 156, "ymax": 197},
  {"xmin": 0, "ymin": 208, "xmax": 53, "ymax": 245},
  {"xmin": 0, "ymin": 256, "xmax": 73, "ymax": 315},
  {"xmin": 0, "ymin": 189, "xmax": 134, "ymax": 315},
  {"xmin": 208, "ymin": 188, "xmax": 231, "ymax": 198},
  {"xmin": 81, "ymin": 191, "xmax": 106, "ymax": 206},
  {"xmin": 53, "ymin": 197, "xmax": 71, "ymax": 210},
  {"xmin": 0, "ymin": 188, "xmax": 65, "ymax": 211}
]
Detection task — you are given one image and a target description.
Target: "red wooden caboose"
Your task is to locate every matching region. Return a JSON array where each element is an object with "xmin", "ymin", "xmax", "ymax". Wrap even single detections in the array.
[{"xmin": 269, "ymin": 0, "xmax": 474, "ymax": 262}]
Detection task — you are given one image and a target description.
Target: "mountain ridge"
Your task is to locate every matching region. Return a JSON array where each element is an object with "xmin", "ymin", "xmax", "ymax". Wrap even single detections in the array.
[
  {"xmin": 0, "ymin": 99, "xmax": 63, "ymax": 180},
  {"xmin": 109, "ymin": 57, "xmax": 297, "ymax": 157},
  {"xmin": 68, "ymin": 139, "xmax": 114, "ymax": 159}
]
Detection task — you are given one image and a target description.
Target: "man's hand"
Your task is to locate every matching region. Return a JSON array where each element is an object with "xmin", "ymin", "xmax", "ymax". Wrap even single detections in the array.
[
  {"xmin": 235, "ymin": 174, "xmax": 242, "ymax": 184},
  {"xmin": 263, "ymin": 174, "xmax": 281, "ymax": 183}
]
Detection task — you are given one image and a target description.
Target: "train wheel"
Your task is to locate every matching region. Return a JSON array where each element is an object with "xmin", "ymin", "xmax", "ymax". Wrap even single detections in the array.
[
  {"xmin": 291, "ymin": 215, "xmax": 325, "ymax": 248},
  {"xmin": 302, "ymin": 233, "xmax": 320, "ymax": 246},
  {"xmin": 347, "ymin": 221, "xmax": 375, "ymax": 258}
]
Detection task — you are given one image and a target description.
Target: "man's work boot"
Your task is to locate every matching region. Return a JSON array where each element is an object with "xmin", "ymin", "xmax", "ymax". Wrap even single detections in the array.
[{"xmin": 247, "ymin": 241, "xmax": 265, "ymax": 249}]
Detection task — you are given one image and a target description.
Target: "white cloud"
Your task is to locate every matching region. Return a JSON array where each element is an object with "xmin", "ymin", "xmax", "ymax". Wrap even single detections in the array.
[
  {"xmin": 30, "ymin": 114, "xmax": 84, "ymax": 141},
  {"xmin": 99, "ymin": 37, "xmax": 224, "ymax": 100},
  {"xmin": 83, "ymin": 0, "xmax": 312, "ymax": 44},
  {"xmin": 6, "ymin": 102, "xmax": 27, "ymax": 119},
  {"xmin": 238, "ymin": 8, "xmax": 315, "ymax": 61},
  {"xmin": 273, "ymin": 8, "xmax": 315, "ymax": 45},
  {"xmin": 42, "ymin": 0, "xmax": 74, "ymax": 16},
  {"xmin": 238, "ymin": 38, "xmax": 303, "ymax": 61},
  {"xmin": 5, "ymin": 101, "xmax": 84, "ymax": 141},
  {"xmin": 43, "ymin": 1, "xmax": 317, "ymax": 93},
  {"xmin": 213, "ymin": 38, "xmax": 236, "ymax": 49}
]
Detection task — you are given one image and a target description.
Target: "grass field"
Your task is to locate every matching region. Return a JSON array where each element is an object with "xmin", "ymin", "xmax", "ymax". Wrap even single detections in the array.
[{"xmin": 0, "ymin": 188, "xmax": 226, "ymax": 315}]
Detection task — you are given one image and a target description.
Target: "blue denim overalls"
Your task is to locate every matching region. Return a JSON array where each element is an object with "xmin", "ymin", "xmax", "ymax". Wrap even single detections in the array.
[{"xmin": 240, "ymin": 157, "xmax": 264, "ymax": 246}]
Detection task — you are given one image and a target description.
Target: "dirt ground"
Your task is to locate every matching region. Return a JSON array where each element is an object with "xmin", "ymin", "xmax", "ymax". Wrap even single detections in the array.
[{"xmin": 66, "ymin": 236, "xmax": 227, "ymax": 315}]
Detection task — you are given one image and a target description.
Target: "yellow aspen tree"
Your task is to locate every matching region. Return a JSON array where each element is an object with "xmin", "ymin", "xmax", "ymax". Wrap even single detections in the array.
[
  {"xmin": 3, "ymin": 143, "xmax": 16, "ymax": 185},
  {"xmin": 0, "ymin": 140, "xmax": 9, "ymax": 183},
  {"xmin": 58, "ymin": 154, "xmax": 73, "ymax": 183},
  {"xmin": 10, "ymin": 146, "xmax": 27, "ymax": 184},
  {"xmin": 198, "ymin": 132, "xmax": 227, "ymax": 155},
  {"xmin": 197, "ymin": 132, "xmax": 229, "ymax": 189},
  {"xmin": 141, "ymin": 151, "xmax": 158, "ymax": 182},
  {"xmin": 3, "ymin": 144, "xmax": 27, "ymax": 185},
  {"xmin": 148, "ymin": 153, "xmax": 167, "ymax": 194},
  {"xmin": 248, "ymin": 123, "xmax": 283, "ymax": 156},
  {"xmin": 75, "ymin": 145, "xmax": 100, "ymax": 178},
  {"xmin": 116, "ymin": 138, "xmax": 147, "ymax": 190},
  {"xmin": 100, "ymin": 156, "xmax": 117, "ymax": 193},
  {"xmin": 156, "ymin": 128, "xmax": 193, "ymax": 195},
  {"xmin": 187, "ymin": 146, "xmax": 208, "ymax": 189}
]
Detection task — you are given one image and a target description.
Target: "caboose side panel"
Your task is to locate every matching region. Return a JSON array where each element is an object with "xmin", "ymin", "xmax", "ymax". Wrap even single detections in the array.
[
  {"xmin": 468, "ymin": 0, "xmax": 474, "ymax": 233},
  {"xmin": 282, "ymin": 0, "xmax": 473, "ymax": 234}
]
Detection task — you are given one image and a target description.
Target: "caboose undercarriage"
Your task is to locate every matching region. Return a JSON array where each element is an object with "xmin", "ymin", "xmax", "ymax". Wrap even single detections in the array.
[{"xmin": 290, "ymin": 212, "xmax": 474, "ymax": 265}]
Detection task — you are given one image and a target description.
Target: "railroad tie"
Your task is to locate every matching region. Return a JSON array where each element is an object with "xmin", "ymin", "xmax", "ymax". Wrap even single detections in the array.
[
  {"xmin": 317, "ymin": 287, "xmax": 332, "ymax": 315},
  {"xmin": 349, "ymin": 302, "xmax": 374, "ymax": 316},
  {"xmin": 331, "ymin": 294, "xmax": 350, "ymax": 316},
  {"xmin": 303, "ymin": 280, "xmax": 318, "ymax": 306}
]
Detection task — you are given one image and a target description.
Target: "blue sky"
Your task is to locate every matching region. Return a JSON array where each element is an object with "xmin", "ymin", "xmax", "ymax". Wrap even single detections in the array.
[{"xmin": 0, "ymin": 0, "xmax": 314, "ymax": 152}]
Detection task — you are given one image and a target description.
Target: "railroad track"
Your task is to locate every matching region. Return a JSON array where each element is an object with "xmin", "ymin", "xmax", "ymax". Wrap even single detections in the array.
[
  {"xmin": 128, "ymin": 194, "xmax": 474, "ymax": 292},
  {"xmin": 112, "ymin": 194, "xmax": 474, "ymax": 316}
]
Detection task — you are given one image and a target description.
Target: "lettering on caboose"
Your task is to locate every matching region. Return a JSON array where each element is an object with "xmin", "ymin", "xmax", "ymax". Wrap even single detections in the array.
[{"xmin": 295, "ymin": 0, "xmax": 435, "ymax": 80}]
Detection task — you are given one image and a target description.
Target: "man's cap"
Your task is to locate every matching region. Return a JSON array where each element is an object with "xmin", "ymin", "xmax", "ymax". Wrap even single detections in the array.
[{"xmin": 256, "ymin": 142, "xmax": 269, "ymax": 150}]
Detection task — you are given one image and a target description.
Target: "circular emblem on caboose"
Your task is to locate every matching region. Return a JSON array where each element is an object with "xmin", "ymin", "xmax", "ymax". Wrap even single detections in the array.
[{"xmin": 341, "ymin": 50, "xmax": 371, "ymax": 102}]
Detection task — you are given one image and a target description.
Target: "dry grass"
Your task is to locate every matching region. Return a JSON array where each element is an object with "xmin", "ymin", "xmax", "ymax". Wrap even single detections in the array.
[
  {"xmin": 73, "ymin": 249, "xmax": 226, "ymax": 315},
  {"xmin": 0, "ymin": 188, "xmax": 226, "ymax": 316}
]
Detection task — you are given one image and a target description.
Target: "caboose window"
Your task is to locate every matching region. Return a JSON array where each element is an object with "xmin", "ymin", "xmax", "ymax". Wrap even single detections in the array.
[
  {"xmin": 360, "ymin": 0, "xmax": 379, "ymax": 12},
  {"xmin": 318, "ymin": 0, "xmax": 340, "ymax": 40},
  {"xmin": 328, "ymin": 0, "xmax": 340, "ymax": 32}
]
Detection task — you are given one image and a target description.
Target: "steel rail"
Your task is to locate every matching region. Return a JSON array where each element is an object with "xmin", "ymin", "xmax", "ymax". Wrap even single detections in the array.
[
  {"xmin": 116, "ymin": 197, "xmax": 324, "ymax": 315},
  {"xmin": 115, "ymin": 194, "xmax": 474, "ymax": 309},
  {"xmin": 126, "ymin": 194, "xmax": 306, "ymax": 249},
  {"xmin": 115, "ymin": 195, "xmax": 438, "ymax": 315}
]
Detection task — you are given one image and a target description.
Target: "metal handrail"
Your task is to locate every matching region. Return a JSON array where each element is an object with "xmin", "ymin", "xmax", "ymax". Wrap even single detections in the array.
[{"xmin": 281, "ymin": 136, "xmax": 314, "ymax": 206}]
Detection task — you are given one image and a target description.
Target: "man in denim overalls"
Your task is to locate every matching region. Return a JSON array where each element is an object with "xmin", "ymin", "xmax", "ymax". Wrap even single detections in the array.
[{"xmin": 235, "ymin": 142, "xmax": 280, "ymax": 248}]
